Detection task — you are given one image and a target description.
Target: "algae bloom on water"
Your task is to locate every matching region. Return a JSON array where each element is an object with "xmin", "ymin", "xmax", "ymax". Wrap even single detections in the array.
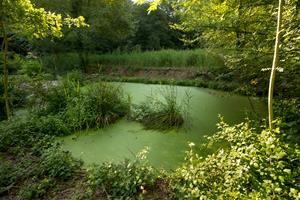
[{"xmin": 61, "ymin": 83, "xmax": 266, "ymax": 169}]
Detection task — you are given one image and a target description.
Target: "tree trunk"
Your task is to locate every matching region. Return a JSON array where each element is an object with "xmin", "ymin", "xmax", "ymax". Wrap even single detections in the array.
[
  {"xmin": 236, "ymin": 0, "xmax": 243, "ymax": 49},
  {"xmin": 268, "ymin": 0, "xmax": 283, "ymax": 130},
  {"xmin": 2, "ymin": 34, "xmax": 11, "ymax": 119}
]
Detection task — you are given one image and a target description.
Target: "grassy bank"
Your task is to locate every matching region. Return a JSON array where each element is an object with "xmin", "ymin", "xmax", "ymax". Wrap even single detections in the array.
[
  {"xmin": 88, "ymin": 75, "xmax": 240, "ymax": 94},
  {"xmin": 40, "ymin": 49, "xmax": 272, "ymax": 97}
]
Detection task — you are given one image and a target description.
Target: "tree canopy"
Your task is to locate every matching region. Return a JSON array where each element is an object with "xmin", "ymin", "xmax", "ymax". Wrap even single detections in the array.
[
  {"xmin": 0, "ymin": 0, "xmax": 87, "ymax": 118},
  {"xmin": 0, "ymin": 0, "xmax": 86, "ymax": 39}
]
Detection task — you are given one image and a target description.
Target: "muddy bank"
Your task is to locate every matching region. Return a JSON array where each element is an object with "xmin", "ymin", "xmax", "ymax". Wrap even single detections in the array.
[{"xmin": 87, "ymin": 66, "xmax": 216, "ymax": 81}]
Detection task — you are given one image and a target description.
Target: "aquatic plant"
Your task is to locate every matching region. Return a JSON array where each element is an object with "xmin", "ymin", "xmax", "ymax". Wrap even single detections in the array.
[{"xmin": 129, "ymin": 85, "xmax": 191, "ymax": 130}]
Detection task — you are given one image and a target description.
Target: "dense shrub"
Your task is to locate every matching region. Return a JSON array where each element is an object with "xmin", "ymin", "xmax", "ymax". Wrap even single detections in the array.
[
  {"xmin": 130, "ymin": 86, "xmax": 189, "ymax": 130},
  {"xmin": 38, "ymin": 146, "xmax": 81, "ymax": 179},
  {"xmin": 27, "ymin": 76, "xmax": 80, "ymax": 116},
  {"xmin": 171, "ymin": 119, "xmax": 300, "ymax": 199},
  {"xmin": 0, "ymin": 119, "xmax": 49, "ymax": 153},
  {"xmin": 0, "ymin": 148, "xmax": 80, "ymax": 198},
  {"xmin": 0, "ymin": 53, "xmax": 23, "ymax": 74},
  {"xmin": 36, "ymin": 115, "xmax": 71, "ymax": 136},
  {"xmin": 0, "ymin": 119, "xmax": 81, "ymax": 198},
  {"xmin": 0, "ymin": 115, "xmax": 70, "ymax": 154},
  {"xmin": 85, "ymin": 148, "xmax": 156, "ymax": 199},
  {"xmin": 274, "ymin": 98, "xmax": 300, "ymax": 142},
  {"xmin": 65, "ymin": 83, "xmax": 130, "ymax": 131},
  {"xmin": 43, "ymin": 81, "xmax": 80, "ymax": 115},
  {"xmin": 0, "ymin": 75, "xmax": 27, "ymax": 119},
  {"xmin": 19, "ymin": 59, "xmax": 45, "ymax": 78},
  {"xmin": 26, "ymin": 74, "xmax": 129, "ymax": 131}
]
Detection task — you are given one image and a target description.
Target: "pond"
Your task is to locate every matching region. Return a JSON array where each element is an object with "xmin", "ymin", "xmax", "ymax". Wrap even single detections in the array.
[{"xmin": 61, "ymin": 82, "xmax": 267, "ymax": 169}]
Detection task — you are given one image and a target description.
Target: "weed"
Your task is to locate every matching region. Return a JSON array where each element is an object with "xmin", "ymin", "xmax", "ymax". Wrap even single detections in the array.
[
  {"xmin": 85, "ymin": 147, "xmax": 156, "ymax": 199},
  {"xmin": 38, "ymin": 145, "xmax": 81, "ymax": 179},
  {"xmin": 171, "ymin": 120, "xmax": 300, "ymax": 199}
]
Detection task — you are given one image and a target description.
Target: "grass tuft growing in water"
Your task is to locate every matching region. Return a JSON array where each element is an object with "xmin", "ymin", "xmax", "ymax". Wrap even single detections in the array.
[{"xmin": 129, "ymin": 85, "xmax": 191, "ymax": 131}]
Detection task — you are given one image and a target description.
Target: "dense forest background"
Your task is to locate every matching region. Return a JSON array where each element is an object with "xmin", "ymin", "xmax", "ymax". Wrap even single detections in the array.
[{"xmin": 2, "ymin": 0, "xmax": 299, "ymax": 97}]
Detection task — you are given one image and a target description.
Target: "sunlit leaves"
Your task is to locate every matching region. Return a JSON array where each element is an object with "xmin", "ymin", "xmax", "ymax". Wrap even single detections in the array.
[
  {"xmin": 135, "ymin": 0, "xmax": 162, "ymax": 13},
  {"xmin": 0, "ymin": 0, "xmax": 87, "ymax": 39},
  {"xmin": 172, "ymin": 120, "xmax": 300, "ymax": 199}
]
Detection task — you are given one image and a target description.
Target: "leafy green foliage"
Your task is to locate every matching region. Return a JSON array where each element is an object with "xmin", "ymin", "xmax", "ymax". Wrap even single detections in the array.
[
  {"xmin": 0, "ymin": 117, "xmax": 81, "ymax": 198},
  {"xmin": 64, "ymin": 83, "xmax": 130, "ymax": 131},
  {"xmin": 85, "ymin": 148, "xmax": 156, "ymax": 199},
  {"xmin": 274, "ymin": 98, "xmax": 300, "ymax": 141},
  {"xmin": 38, "ymin": 145, "xmax": 80, "ymax": 179},
  {"xmin": 130, "ymin": 3, "xmax": 183, "ymax": 50},
  {"xmin": 37, "ymin": 115, "xmax": 72, "ymax": 137},
  {"xmin": 19, "ymin": 59, "xmax": 45, "ymax": 78},
  {"xmin": 136, "ymin": 0, "xmax": 299, "ymax": 97},
  {"xmin": 25, "ymin": 74, "xmax": 130, "ymax": 131},
  {"xmin": 0, "ymin": 0, "xmax": 87, "ymax": 39},
  {"xmin": 0, "ymin": 147, "xmax": 80, "ymax": 198},
  {"xmin": 33, "ymin": 0, "xmax": 135, "ymax": 55},
  {"xmin": 0, "ymin": 53, "xmax": 24, "ymax": 74},
  {"xmin": 0, "ymin": 118, "xmax": 53, "ymax": 154},
  {"xmin": 66, "ymin": 69, "xmax": 84, "ymax": 85},
  {"xmin": 171, "ymin": 119, "xmax": 300, "ymax": 199},
  {"xmin": 26, "ymin": 73, "xmax": 81, "ymax": 115}
]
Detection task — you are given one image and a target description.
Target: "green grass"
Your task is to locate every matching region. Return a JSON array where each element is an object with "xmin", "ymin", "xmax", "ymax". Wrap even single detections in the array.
[
  {"xmin": 41, "ymin": 49, "xmax": 225, "ymax": 72},
  {"xmin": 91, "ymin": 49, "xmax": 224, "ymax": 68},
  {"xmin": 129, "ymin": 85, "xmax": 187, "ymax": 130}
]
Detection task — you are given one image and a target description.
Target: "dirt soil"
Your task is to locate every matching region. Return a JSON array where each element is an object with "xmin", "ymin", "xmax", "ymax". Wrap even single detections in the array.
[{"xmin": 87, "ymin": 66, "xmax": 214, "ymax": 81}]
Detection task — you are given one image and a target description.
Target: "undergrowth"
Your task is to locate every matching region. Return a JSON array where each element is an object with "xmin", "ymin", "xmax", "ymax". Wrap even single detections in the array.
[
  {"xmin": 80, "ymin": 148, "xmax": 157, "ymax": 199},
  {"xmin": 1, "ymin": 70, "xmax": 299, "ymax": 199},
  {"xmin": 64, "ymin": 83, "xmax": 130, "ymax": 131},
  {"xmin": 171, "ymin": 119, "xmax": 300, "ymax": 199}
]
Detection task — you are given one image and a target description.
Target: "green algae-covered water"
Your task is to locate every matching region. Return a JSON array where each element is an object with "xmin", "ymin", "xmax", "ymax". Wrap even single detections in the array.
[{"xmin": 61, "ymin": 83, "xmax": 266, "ymax": 169}]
